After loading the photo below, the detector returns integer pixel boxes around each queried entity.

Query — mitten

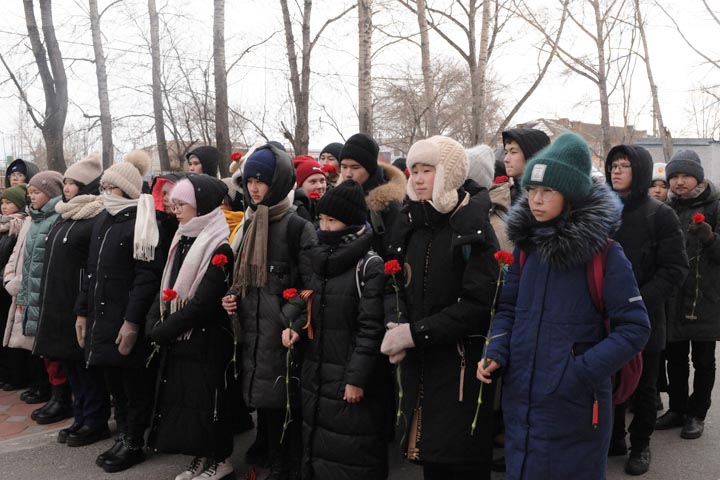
[115,320,139,356]
[688,221,714,244]
[381,323,414,356]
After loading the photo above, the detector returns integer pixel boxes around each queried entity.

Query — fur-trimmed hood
[366,163,407,212]
[507,179,621,270]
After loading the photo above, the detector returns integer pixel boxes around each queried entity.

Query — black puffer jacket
[300,231,389,480]
[78,208,164,368]
[34,212,102,360]
[668,182,720,342]
[390,190,500,465]
[148,243,235,460]
[606,145,689,351]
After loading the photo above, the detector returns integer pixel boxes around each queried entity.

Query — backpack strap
[356,252,383,297]
[585,241,613,315]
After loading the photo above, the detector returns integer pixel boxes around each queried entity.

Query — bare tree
[148,0,171,171]
[279,0,354,154]
[634,0,672,160]
[89,0,117,168]
[358,0,374,136]
[1,0,69,172]
[415,0,438,135]
[214,0,230,177]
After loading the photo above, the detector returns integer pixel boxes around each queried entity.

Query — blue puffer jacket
[486,182,650,480]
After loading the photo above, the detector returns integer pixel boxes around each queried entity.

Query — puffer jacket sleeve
[151,245,233,345]
[485,249,520,367]
[410,238,499,347]
[3,218,30,297]
[279,220,317,330]
[639,205,689,307]
[574,242,650,387]
[698,199,720,264]
[124,242,165,325]
[344,257,385,389]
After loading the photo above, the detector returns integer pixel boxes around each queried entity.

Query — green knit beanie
[521,132,593,205]
[0,184,27,211]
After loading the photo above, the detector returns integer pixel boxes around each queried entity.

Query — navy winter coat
[486,182,650,480]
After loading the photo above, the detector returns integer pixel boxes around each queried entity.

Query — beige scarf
[55,194,104,220]
[234,194,292,296]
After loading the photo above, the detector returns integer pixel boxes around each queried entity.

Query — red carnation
[283,288,299,301]
[308,191,322,200]
[494,175,509,184]
[404,168,410,177]
[211,254,229,267]
[163,288,178,301]
[321,164,337,174]
[230,152,243,161]
[494,250,515,267]
[384,259,402,276]
[692,213,705,224]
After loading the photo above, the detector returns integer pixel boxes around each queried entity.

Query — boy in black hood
[606,144,689,475]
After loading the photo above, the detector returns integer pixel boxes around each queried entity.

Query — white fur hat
[465,144,495,189]
[406,135,469,214]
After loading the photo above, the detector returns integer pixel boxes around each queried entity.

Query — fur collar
[507,180,621,270]
[366,163,407,212]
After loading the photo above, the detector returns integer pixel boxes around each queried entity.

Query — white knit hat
[406,135,469,214]
[465,144,495,189]
[652,162,667,183]
[65,152,102,186]
[101,150,151,199]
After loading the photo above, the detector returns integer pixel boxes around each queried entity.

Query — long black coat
[77,208,164,368]
[237,212,316,409]
[300,232,389,480]
[390,190,499,465]
[148,243,234,460]
[668,183,720,342]
[34,215,99,360]
[606,145,689,351]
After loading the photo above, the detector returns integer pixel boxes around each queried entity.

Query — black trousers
[104,366,155,442]
[262,407,301,470]
[67,361,110,428]
[666,340,716,419]
[612,350,660,449]
[423,462,491,480]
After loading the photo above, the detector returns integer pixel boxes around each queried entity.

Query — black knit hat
[320,142,343,160]
[502,128,551,163]
[185,173,229,216]
[666,149,704,183]
[339,133,379,175]
[186,146,220,178]
[317,180,367,227]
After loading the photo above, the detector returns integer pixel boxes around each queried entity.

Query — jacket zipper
[86,224,113,368]
[32,220,66,354]
[213,388,219,422]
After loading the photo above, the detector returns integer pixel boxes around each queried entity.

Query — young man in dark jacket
[656,149,720,441]
[606,144,689,475]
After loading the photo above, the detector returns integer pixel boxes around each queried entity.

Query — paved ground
[1,358,718,479]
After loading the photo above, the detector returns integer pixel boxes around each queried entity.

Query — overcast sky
[0,0,718,161]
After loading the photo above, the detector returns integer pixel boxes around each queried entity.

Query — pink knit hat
[169,179,197,208]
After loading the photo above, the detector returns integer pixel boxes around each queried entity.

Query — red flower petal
[692,213,705,224]
[494,175,509,184]
[384,259,402,275]
[211,254,228,267]
[494,250,515,267]
[162,288,178,301]
[283,288,299,301]
[321,164,337,174]
[230,152,243,161]
[308,191,322,200]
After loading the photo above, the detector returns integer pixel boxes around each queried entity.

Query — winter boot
[174,456,205,480]
[57,422,83,444]
[35,384,73,425]
[96,434,124,467]
[31,400,55,421]
[100,435,146,473]
[192,459,234,479]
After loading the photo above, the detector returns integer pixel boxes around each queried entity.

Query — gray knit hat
[465,144,495,189]
[666,150,704,183]
[101,150,151,199]
[28,171,64,199]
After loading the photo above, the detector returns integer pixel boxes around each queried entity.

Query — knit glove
[115,320,139,356]
[688,221,714,244]
[381,323,414,356]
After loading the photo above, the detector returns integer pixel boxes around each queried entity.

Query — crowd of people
[0,128,716,480]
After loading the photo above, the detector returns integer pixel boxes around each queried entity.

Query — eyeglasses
[99,183,119,194]
[610,163,632,172]
[170,201,187,212]
[524,185,560,202]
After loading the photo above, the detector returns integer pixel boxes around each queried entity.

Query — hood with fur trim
[507,179,621,270]
[366,163,407,213]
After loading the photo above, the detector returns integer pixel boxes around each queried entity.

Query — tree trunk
[358,0,373,137]
[149,0,171,172]
[591,0,611,158]
[23,0,68,172]
[634,0,672,161]
[88,0,113,169]
[416,0,437,136]
[474,0,491,145]
[214,0,230,177]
